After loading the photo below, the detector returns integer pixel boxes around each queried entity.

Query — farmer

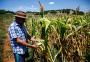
[8,11,38,62]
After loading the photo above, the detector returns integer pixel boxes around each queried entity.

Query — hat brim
[15,15,27,19]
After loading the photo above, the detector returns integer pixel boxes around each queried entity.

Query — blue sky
[0,0,90,12]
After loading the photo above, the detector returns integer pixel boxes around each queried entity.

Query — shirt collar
[14,21,19,26]
[14,20,24,27]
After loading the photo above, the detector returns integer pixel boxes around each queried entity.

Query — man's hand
[28,44,38,49]
[30,36,37,44]
[16,37,38,49]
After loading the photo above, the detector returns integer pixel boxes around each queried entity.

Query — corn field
[0,10,90,62]
[0,12,90,62]
[24,13,90,62]
[0,0,90,62]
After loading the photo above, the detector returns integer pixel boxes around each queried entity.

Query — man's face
[16,17,26,25]
[20,18,26,22]
[19,18,26,24]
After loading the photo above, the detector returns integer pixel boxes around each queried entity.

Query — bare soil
[2,33,15,62]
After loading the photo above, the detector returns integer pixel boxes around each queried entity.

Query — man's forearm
[16,37,36,48]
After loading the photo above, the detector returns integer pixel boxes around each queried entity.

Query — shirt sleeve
[9,26,20,39]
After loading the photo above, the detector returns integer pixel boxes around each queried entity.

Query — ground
[2,33,15,62]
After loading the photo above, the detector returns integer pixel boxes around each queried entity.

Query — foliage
[0,10,90,62]
[25,14,90,62]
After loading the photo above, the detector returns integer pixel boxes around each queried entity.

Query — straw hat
[15,11,26,19]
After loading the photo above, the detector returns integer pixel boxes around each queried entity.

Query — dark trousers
[14,53,25,62]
